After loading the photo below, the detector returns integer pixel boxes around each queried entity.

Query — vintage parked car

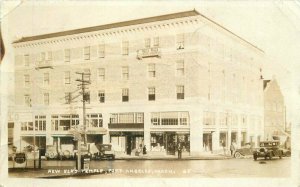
[234,143,257,158]
[45,145,59,160]
[94,144,115,160]
[59,144,75,160]
[253,141,283,160]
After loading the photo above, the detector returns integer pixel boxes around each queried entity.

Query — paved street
[9,157,290,178]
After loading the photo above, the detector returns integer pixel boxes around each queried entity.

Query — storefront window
[151,133,165,151]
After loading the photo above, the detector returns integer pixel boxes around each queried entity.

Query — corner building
[12,10,264,156]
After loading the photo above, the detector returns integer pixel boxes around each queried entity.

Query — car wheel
[234,152,242,159]
[253,154,257,161]
[269,153,272,160]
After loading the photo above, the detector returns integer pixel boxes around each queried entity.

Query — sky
[1,0,300,123]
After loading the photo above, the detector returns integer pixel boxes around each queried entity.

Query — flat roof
[13,9,263,52]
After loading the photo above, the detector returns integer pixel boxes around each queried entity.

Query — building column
[143,112,151,151]
[212,112,220,152]
[102,111,110,144]
[46,114,52,146]
[236,114,242,148]
[190,109,202,156]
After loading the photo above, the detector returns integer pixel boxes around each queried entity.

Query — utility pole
[75,71,90,172]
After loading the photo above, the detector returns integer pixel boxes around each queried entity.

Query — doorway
[203,133,212,152]
[165,133,176,155]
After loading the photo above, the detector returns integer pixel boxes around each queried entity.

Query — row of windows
[24,86,185,106]
[203,112,246,126]
[23,61,185,87]
[151,112,189,126]
[22,35,185,66]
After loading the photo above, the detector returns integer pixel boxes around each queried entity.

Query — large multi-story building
[10,10,264,156]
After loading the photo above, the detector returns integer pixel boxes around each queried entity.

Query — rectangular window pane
[176,85,184,99]
[176,34,184,50]
[98,68,105,81]
[176,60,184,76]
[65,92,71,104]
[24,54,29,66]
[122,66,129,80]
[44,93,49,105]
[64,49,70,62]
[153,37,159,47]
[148,87,155,101]
[148,64,155,78]
[84,46,90,60]
[145,38,151,48]
[98,44,105,58]
[24,74,30,87]
[122,41,129,55]
[98,90,105,103]
[44,73,49,85]
[64,71,70,84]
[122,88,129,102]
[25,95,31,106]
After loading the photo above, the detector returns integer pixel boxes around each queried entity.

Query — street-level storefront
[110,131,144,155]
[150,131,190,155]
[108,112,144,155]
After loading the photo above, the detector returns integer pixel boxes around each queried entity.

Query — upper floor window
[98,90,105,103]
[24,54,29,66]
[153,37,159,47]
[176,60,184,76]
[122,41,129,55]
[122,66,129,80]
[35,115,46,131]
[24,74,30,87]
[176,85,184,100]
[64,49,70,62]
[64,71,71,84]
[122,88,129,102]
[176,34,184,50]
[65,92,72,104]
[84,69,91,82]
[98,68,105,81]
[148,63,156,78]
[24,95,31,107]
[44,93,49,105]
[98,43,105,58]
[84,46,90,60]
[145,38,151,48]
[148,87,155,101]
[40,52,46,62]
[46,51,52,61]
[44,73,49,85]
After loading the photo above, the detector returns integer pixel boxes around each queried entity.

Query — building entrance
[203,133,212,152]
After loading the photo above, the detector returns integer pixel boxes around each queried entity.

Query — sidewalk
[115,153,232,160]
[8,153,233,178]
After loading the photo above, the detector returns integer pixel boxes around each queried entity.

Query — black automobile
[94,144,115,160]
[253,141,283,160]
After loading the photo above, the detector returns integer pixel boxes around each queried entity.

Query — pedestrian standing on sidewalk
[230,142,235,156]
[143,145,147,155]
[221,140,226,155]
[177,143,182,159]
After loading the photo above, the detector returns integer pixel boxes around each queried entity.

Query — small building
[263,78,286,141]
